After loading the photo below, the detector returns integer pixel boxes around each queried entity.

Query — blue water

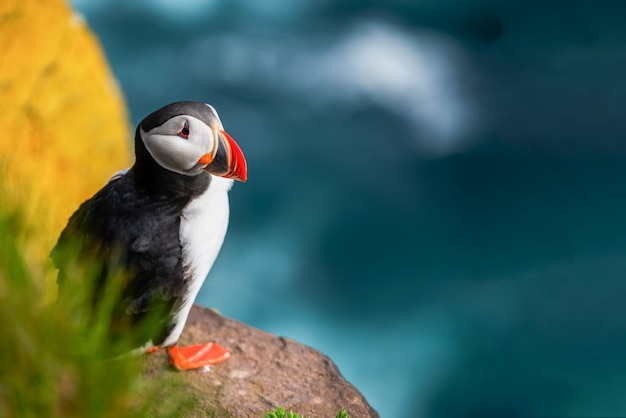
[71,1,626,416]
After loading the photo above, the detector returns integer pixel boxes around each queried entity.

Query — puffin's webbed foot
[166,342,230,370]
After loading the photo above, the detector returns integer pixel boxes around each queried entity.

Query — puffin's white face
[140,114,220,176]
[137,102,247,182]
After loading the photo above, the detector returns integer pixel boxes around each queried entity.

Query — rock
[0,0,131,287]
[143,305,379,417]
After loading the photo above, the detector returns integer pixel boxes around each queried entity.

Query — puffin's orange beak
[199,130,247,182]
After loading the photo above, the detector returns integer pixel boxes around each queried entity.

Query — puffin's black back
[53,114,211,346]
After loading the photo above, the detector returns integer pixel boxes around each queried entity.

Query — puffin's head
[138,101,247,182]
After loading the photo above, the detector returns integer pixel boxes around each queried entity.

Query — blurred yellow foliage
[0,0,132,295]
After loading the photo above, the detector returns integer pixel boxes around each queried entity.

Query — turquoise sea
[72,1,626,416]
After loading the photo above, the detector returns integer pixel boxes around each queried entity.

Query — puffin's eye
[178,122,190,139]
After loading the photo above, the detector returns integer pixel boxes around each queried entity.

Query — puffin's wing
[51,168,131,272]
[52,170,185,318]
[51,173,132,298]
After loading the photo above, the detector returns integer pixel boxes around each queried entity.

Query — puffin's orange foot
[166,342,231,370]
[145,346,159,354]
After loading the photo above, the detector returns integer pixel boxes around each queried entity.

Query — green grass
[0,198,187,417]
[265,407,351,418]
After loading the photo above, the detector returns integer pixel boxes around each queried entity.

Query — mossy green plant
[0,193,192,417]
[265,406,351,418]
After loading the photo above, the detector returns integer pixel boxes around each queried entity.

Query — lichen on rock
[0,0,132,296]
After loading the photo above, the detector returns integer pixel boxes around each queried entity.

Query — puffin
[52,101,247,370]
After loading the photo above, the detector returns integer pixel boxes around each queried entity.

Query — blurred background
[70,0,626,416]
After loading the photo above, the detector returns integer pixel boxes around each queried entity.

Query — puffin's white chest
[161,176,233,346]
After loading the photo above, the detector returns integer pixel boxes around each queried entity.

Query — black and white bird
[52,101,247,370]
